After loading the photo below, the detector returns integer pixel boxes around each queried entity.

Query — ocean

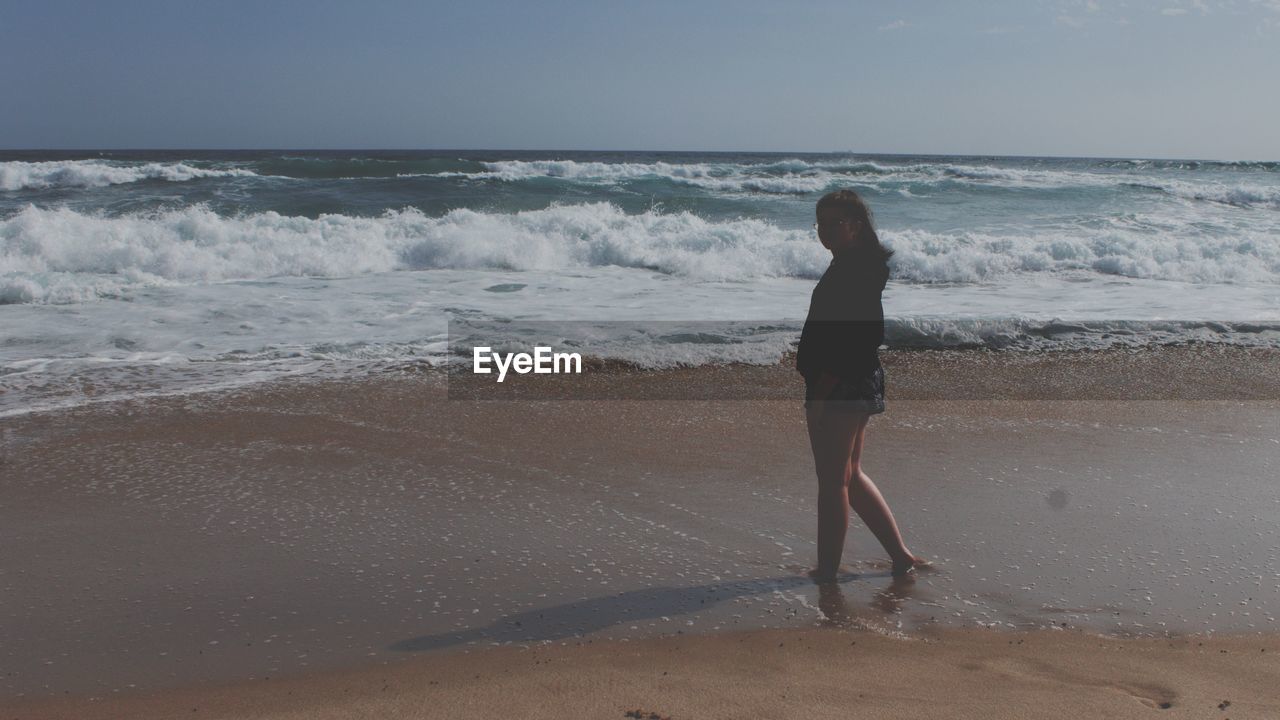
[2,150,1278,416]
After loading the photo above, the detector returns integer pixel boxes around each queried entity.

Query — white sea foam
[435,159,853,194]
[3,202,1278,304]
[883,226,1280,284]
[0,160,258,191]
[675,174,836,194]
[425,158,1280,206]
[474,158,906,182]
[0,203,826,303]
[1126,179,1280,209]
[435,157,1064,194]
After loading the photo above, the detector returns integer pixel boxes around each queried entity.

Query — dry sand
[3,344,1278,716]
[6,626,1279,719]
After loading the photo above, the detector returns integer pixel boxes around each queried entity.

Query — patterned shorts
[803,366,886,415]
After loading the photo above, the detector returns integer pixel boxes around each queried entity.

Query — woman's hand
[815,370,841,400]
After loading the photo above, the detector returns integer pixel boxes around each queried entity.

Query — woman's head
[815,189,894,264]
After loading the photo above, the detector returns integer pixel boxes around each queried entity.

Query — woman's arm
[799,260,889,382]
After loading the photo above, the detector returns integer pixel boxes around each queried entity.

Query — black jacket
[795,253,889,382]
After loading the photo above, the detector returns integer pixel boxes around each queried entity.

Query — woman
[797,189,925,582]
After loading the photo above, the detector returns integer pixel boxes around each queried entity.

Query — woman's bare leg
[805,403,865,580]
[846,421,923,575]
[848,466,914,567]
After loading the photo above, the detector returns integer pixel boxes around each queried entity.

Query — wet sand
[2,345,1278,714]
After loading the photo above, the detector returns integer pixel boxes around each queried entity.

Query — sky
[2,0,1278,159]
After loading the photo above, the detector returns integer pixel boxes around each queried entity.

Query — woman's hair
[817,189,895,265]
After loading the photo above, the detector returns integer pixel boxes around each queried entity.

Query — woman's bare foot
[890,553,931,577]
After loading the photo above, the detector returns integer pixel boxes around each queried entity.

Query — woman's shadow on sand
[390,568,929,653]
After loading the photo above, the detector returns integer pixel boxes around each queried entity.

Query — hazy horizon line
[2,148,1276,164]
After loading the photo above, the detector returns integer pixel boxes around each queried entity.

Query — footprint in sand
[974,656,1177,709]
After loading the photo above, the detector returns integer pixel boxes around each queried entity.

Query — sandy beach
[3,344,1279,717]
[8,627,1279,719]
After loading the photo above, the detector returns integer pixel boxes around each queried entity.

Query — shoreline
[5,343,1280,421]
[4,344,1278,712]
